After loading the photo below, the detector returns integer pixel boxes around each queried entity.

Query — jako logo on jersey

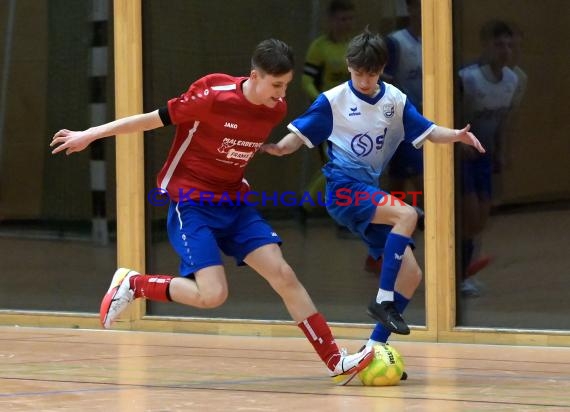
[224,121,238,129]
[349,106,361,117]
[383,104,394,118]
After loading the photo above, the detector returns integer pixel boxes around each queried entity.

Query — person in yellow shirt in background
[301,0,356,220]
[302,0,356,102]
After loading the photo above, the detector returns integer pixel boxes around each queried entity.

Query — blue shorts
[388,142,423,179]
[462,155,492,199]
[325,179,415,260]
[167,202,282,277]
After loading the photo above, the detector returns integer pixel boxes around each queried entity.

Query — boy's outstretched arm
[261,132,305,157]
[51,110,164,155]
[426,124,486,153]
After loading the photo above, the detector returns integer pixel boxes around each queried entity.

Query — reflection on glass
[300,0,355,216]
[454,0,570,330]
[458,20,521,298]
[382,0,425,290]
[0,0,116,311]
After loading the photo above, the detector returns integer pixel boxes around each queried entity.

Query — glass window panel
[0,0,116,311]
[453,0,570,330]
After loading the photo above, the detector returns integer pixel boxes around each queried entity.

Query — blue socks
[379,232,411,293]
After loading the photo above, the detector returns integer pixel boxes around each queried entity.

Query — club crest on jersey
[383,104,395,118]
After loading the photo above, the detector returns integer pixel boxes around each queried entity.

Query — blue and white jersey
[385,29,423,110]
[459,63,518,152]
[288,81,435,186]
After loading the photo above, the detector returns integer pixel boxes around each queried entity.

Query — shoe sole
[366,309,411,335]
[99,268,135,329]
[332,349,375,386]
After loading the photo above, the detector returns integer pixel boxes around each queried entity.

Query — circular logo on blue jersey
[351,133,374,157]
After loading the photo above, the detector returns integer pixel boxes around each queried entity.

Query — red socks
[129,275,173,302]
[126,282,339,370]
[298,312,341,371]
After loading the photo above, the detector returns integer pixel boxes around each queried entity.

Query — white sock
[366,339,380,348]
[377,289,394,303]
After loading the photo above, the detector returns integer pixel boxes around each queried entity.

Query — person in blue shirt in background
[365,0,425,275]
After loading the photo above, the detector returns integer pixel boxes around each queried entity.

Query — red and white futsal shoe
[330,345,374,385]
[99,268,139,329]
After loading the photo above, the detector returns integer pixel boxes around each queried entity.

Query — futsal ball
[358,344,405,386]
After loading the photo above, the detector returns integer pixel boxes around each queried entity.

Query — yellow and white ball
[358,344,405,386]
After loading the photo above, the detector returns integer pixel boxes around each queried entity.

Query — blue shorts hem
[180,260,223,278]
[234,238,282,266]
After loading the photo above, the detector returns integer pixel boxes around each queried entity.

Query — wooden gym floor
[1,326,569,411]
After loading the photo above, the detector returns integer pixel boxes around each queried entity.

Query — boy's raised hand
[51,129,95,155]
[456,124,485,153]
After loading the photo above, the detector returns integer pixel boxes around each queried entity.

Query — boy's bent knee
[414,267,423,284]
[401,205,419,226]
[201,289,228,308]
[270,264,301,291]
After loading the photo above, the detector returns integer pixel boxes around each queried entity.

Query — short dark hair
[251,39,294,76]
[327,0,355,16]
[480,20,513,43]
[346,28,388,73]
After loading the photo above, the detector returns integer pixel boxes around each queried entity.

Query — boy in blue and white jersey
[458,20,521,296]
[262,28,484,337]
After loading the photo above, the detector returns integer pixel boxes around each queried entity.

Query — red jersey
[157,73,287,201]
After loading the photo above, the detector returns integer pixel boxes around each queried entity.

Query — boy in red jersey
[51,39,372,385]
